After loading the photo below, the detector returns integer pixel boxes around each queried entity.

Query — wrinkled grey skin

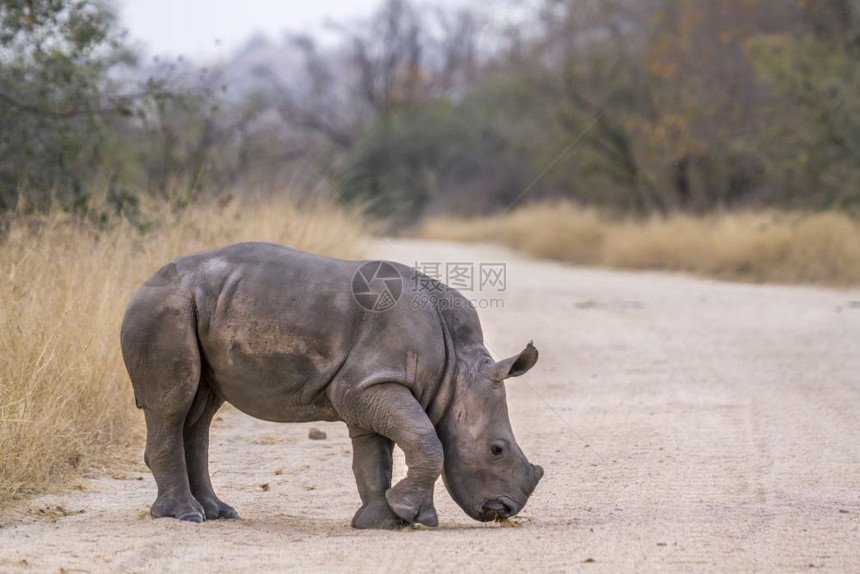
[121,242,543,529]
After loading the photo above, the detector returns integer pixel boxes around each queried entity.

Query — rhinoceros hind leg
[150,488,206,522]
[184,387,240,520]
[349,429,408,530]
[144,409,206,523]
[124,295,205,523]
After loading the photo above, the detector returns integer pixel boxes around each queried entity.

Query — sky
[118,0,466,61]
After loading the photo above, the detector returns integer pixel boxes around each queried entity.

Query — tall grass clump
[0,193,366,503]
[419,202,860,285]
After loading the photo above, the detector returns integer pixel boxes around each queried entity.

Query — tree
[0,0,147,209]
[748,26,860,208]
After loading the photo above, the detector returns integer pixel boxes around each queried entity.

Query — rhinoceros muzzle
[477,464,544,521]
[480,496,519,521]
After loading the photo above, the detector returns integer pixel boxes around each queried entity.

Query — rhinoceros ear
[486,342,539,381]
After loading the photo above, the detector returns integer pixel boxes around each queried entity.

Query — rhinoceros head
[437,342,544,522]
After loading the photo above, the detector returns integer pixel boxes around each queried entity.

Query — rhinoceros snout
[478,464,544,522]
[480,496,519,521]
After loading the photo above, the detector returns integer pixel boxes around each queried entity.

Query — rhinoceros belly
[201,337,345,423]
[197,294,353,423]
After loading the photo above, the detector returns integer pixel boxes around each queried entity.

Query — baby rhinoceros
[120,242,544,529]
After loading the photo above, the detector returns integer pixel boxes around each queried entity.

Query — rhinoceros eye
[490,442,505,457]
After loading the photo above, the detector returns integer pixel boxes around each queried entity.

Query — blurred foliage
[339,106,472,221]
[339,101,528,222]
[0,0,263,217]
[747,33,860,208]
[0,0,135,210]
[1,0,860,221]
[336,0,860,219]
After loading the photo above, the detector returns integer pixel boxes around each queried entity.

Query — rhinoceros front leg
[333,383,442,527]
[348,427,408,529]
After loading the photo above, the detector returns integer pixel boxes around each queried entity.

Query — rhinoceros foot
[385,483,439,527]
[352,499,408,530]
[151,494,206,523]
[196,496,240,521]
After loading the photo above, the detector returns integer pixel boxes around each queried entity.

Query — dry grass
[0,194,366,503]
[419,202,860,285]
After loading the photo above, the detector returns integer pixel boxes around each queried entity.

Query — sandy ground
[1,238,859,573]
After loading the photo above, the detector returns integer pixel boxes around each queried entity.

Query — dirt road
[2,239,859,572]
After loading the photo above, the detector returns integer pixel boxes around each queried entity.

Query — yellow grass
[419,202,860,285]
[0,194,366,503]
